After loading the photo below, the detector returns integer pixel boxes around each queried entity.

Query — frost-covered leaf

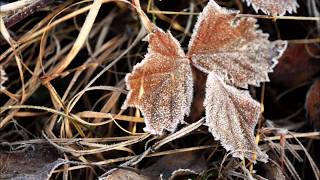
[122,28,193,135]
[123,0,285,162]
[243,0,299,16]
[204,73,268,162]
[188,0,287,88]
[0,145,65,180]
[0,66,8,90]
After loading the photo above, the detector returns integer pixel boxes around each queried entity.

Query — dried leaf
[306,79,320,129]
[188,0,287,88]
[258,161,285,180]
[243,0,299,15]
[0,145,65,180]
[103,168,150,180]
[204,73,267,162]
[271,44,320,88]
[122,28,193,135]
[0,65,8,90]
[141,151,207,179]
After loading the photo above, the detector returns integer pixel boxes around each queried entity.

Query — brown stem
[132,0,155,33]
[4,0,54,28]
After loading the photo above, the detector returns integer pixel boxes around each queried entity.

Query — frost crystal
[243,0,299,16]
[0,66,8,90]
[205,73,268,162]
[122,28,193,135]
[123,0,287,162]
[188,0,287,88]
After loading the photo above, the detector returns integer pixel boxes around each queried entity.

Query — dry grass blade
[288,132,320,180]
[77,111,144,123]
[43,0,103,82]
[43,131,151,156]
[264,131,320,141]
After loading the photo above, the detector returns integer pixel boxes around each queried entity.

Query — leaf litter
[0,144,65,180]
[0,0,319,179]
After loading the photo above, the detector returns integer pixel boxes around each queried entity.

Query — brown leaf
[204,73,267,162]
[271,44,320,88]
[122,28,193,135]
[0,145,65,180]
[258,162,286,180]
[243,0,299,15]
[188,0,287,88]
[306,79,320,129]
[104,168,150,180]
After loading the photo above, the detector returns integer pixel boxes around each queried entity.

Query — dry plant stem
[0,105,125,126]
[0,1,136,128]
[43,131,151,156]
[132,0,155,32]
[264,131,320,141]
[0,17,26,103]
[153,118,205,150]
[0,2,72,127]
[66,27,146,111]
[0,0,34,12]
[0,2,84,62]
[288,37,320,44]
[4,0,54,28]
[267,138,303,180]
[51,145,214,174]
[288,132,320,180]
[62,35,126,103]
[179,2,195,43]
[120,118,205,167]
[0,136,139,148]
[62,16,120,101]
[77,111,144,123]
[42,0,104,82]
[42,0,131,82]
[266,135,317,179]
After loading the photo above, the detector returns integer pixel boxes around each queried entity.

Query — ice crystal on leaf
[188,1,287,88]
[205,73,268,162]
[122,28,193,134]
[123,0,287,161]
[243,0,299,16]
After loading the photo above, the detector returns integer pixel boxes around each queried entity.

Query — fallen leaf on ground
[0,144,65,180]
[271,44,320,88]
[103,168,150,180]
[141,151,207,180]
[306,79,320,129]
